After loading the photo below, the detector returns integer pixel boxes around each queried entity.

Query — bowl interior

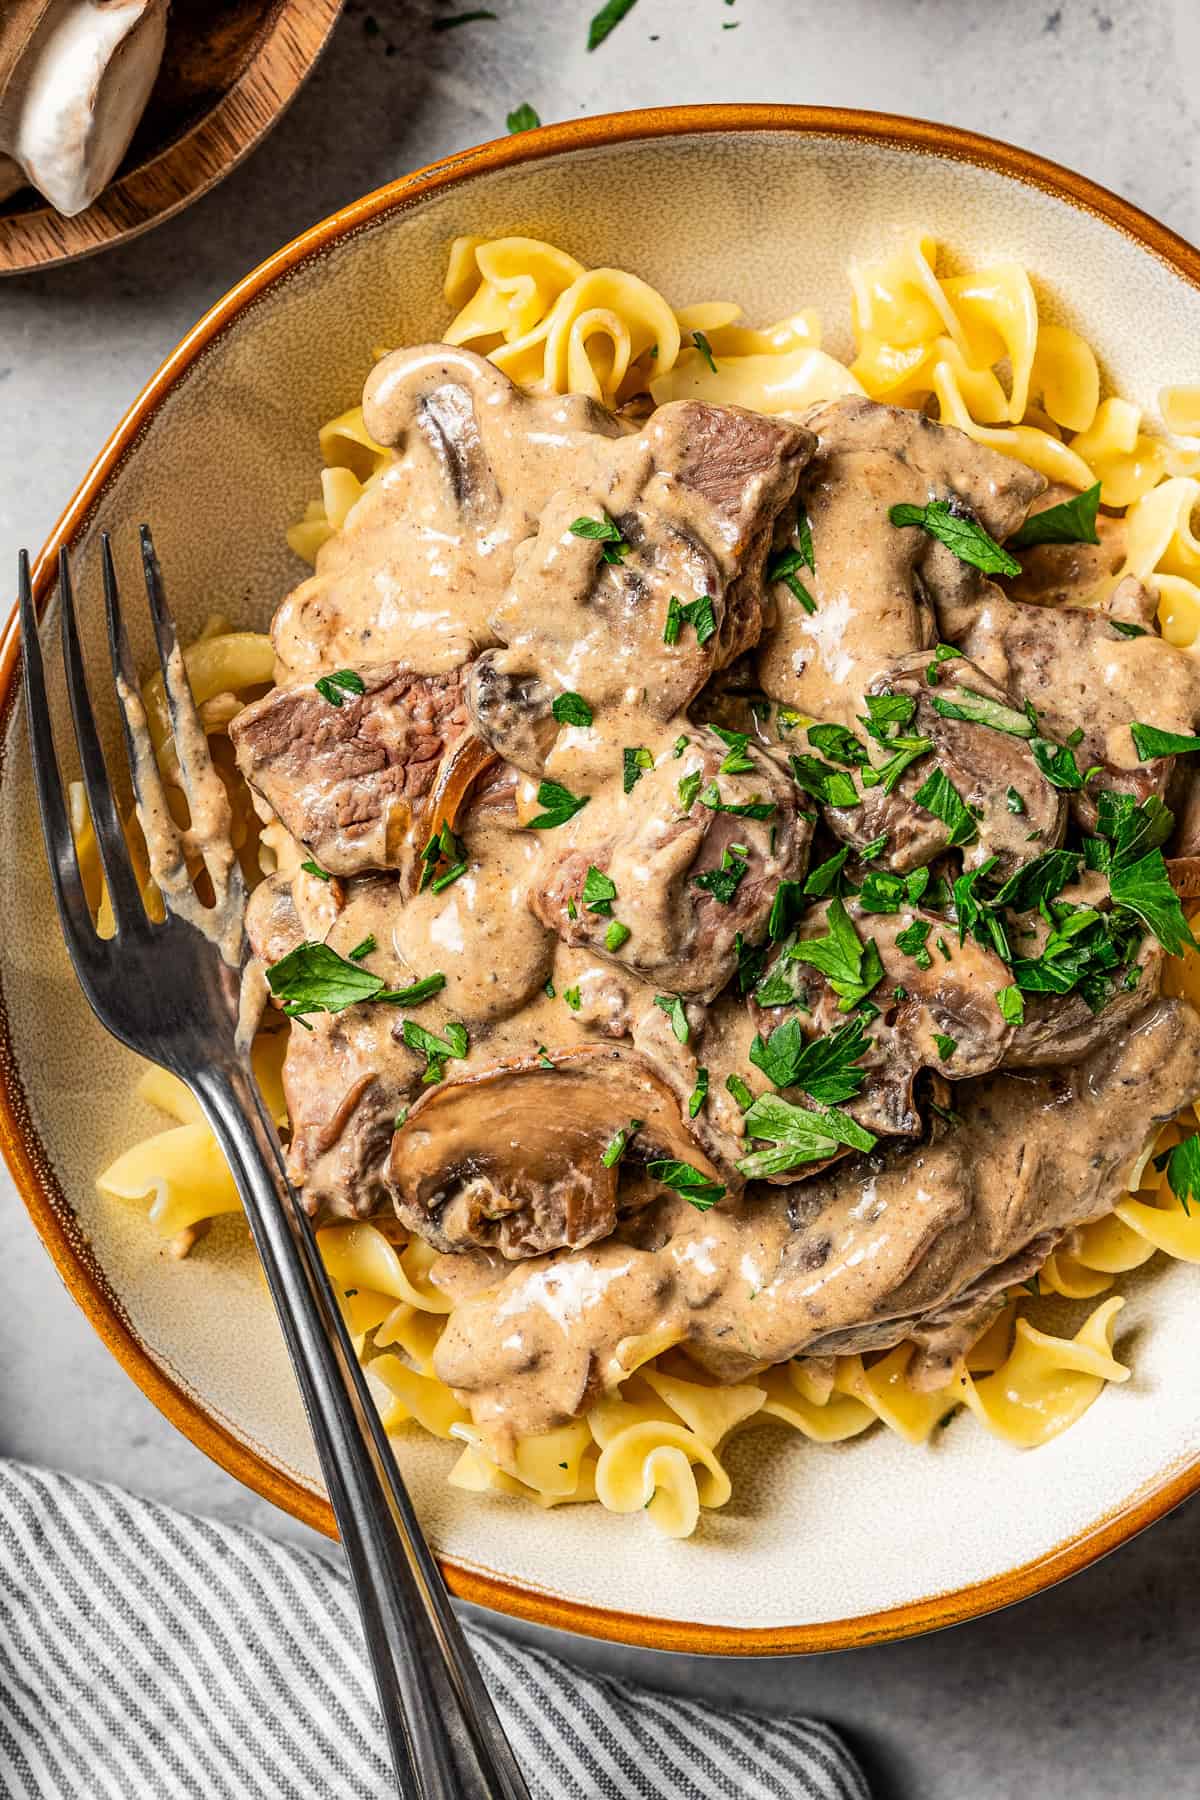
[6,119,1200,1649]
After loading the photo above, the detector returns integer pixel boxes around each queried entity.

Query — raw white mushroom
[0,0,168,216]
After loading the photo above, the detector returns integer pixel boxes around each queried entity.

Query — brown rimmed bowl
[5,105,1200,1655]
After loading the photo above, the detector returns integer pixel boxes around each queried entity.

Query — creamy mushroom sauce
[227,347,1200,1459]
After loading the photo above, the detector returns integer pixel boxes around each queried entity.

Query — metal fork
[18,529,532,1800]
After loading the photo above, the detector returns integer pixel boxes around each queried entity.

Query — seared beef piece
[937,573,1200,831]
[1004,483,1126,607]
[273,345,627,678]
[434,1001,1200,1432]
[386,1046,722,1259]
[750,896,1014,1141]
[821,649,1065,876]
[230,663,492,880]
[470,403,813,776]
[281,1007,415,1221]
[530,727,812,1000]
[756,396,1046,728]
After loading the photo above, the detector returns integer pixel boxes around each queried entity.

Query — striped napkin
[0,1460,868,1800]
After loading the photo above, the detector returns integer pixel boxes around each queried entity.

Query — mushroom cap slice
[387,1045,723,1260]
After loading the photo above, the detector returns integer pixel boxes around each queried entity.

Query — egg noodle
[91,231,1200,1539]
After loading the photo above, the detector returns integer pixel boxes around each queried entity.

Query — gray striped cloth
[0,1460,868,1800]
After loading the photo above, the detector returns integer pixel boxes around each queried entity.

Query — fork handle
[190,1061,531,1800]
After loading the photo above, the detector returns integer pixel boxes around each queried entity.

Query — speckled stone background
[2,3,1200,1797]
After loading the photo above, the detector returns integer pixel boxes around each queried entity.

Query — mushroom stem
[0,0,167,216]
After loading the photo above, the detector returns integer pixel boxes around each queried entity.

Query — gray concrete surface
[3,3,1200,1795]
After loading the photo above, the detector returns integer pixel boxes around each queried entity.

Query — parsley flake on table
[889,500,1021,577]
[506,103,541,134]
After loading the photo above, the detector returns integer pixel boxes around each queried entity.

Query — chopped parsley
[506,103,541,133]
[1109,850,1197,956]
[692,330,718,372]
[767,547,816,613]
[678,768,703,810]
[672,734,689,758]
[1111,620,1149,639]
[895,918,933,970]
[803,846,852,899]
[1165,1136,1200,1215]
[605,920,631,952]
[932,687,1034,737]
[996,985,1025,1026]
[859,870,907,914]
[788,898,884,1012]
[420,819,468,891]
[1129,722,1200,760]
[748,1013,871,1104]
[528,779,589,829]
[664,593,717,647]
[734,932,769,994]
[300,860,331,882]
[889,500,1021,577]
[689,1069,709,1117]
[933,1033,958,1061]
[402,1018,468,1084]
[992,849,1081,912]
[647,1158,726,1210]
[693,853,748,905]
[553,691,593,728]
[737,1092,876,1180]
[432,9,497,28]
[348,935,376,962]
[587,0,638,49]
[925,642,964,687]
[789,753,859,809]
[913,767,978,847]
[1009,482,1102,549]
[1006,786,1026,814]
[654,993,690,1044]
[582,866,617,915]
[711,726,755,774]
[563,985,582,1011]
[267,942,445,1018]
[622,745,653,791]
[602,1118,643,1168]
[807,722,868,767]
[725,1072,754,1111]
[314,668,366,707]
[570,511,627,564]
[1030,736,1100,792]
[696,780,775,821]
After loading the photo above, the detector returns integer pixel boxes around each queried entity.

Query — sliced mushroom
[466,650,560,778]
[1003,483,1126,608]
[386,1045,723,1259]
[822,650,1065,875]
[530,727,812,999]
[751,897,1015,1140]
[1005,933,1164,1067]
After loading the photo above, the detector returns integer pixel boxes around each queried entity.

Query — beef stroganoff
[92,231,1200,1539]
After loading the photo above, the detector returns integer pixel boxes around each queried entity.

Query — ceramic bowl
[5,106,1200,1655]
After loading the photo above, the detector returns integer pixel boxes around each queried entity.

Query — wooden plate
[0,0,344,275]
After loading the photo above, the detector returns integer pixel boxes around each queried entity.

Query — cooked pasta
[98,226,1200,1539]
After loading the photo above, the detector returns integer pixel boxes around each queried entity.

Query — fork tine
[59,546,147,933]
[139,524,238,873]
[18,551,97,952]
[105,534,191,909]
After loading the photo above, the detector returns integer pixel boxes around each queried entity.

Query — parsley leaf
[268,942,446,1017]
[767,547,816,613]
[419,819,468,892]
[605,920,631,951]
[1129,722,1200,760]
[862,692,917,732]
[553,691,593,728]
[734,932,769,994]
[749,1014,871,1104]
[647,1158,726,1210]
[678,768,703,810]
[1030,736,1098,791]
[1109,849,1198,956]
[570,511,627,564]
[1166,1136,1200,1215]
[348,935,376,962]
[693,855,748,904]
[1009,482,1102,549]
[992,849,1081,912]
[402,1017,468,1084]
[301,860,331,882]
[996,985,1025,1026]
[925,642,963,686]
[563,985,581,1011]
[622,745,653,792]
[895,918,933,970]
[664,593,717,646]
[602,1118,643,1168]
[913,767,978,847]
[931,687,1034,737]
[803,846,853,899]
[788,898,884,1011]
[737,1092,876,1179]
[789,752,859,809]
[528,779,589,829]
[807,723,868,767]
[506,103,541,134]
[1006,786,1026,814]
[889,500,1021,577]
[432,9,497,29]
[933,1033,957,1061]
[654,993,690,1044]
[314,668,366,707]
[692,329,718,373]
[582,866,617,915]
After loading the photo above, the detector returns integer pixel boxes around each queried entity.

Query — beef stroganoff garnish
[95,227,1200,1539]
